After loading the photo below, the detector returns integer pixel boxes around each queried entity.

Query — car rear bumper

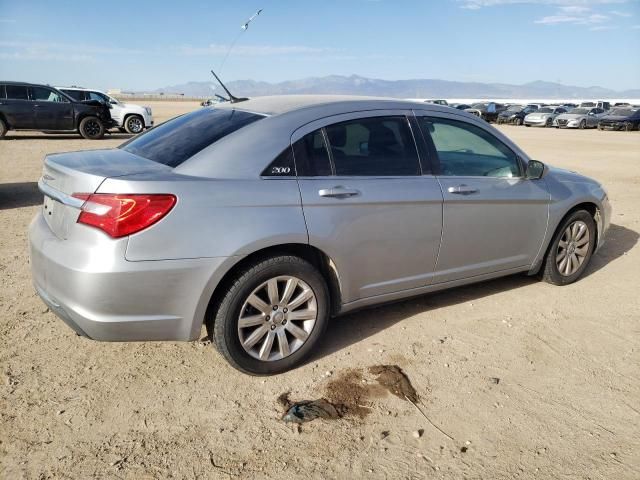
[29,212,230,342]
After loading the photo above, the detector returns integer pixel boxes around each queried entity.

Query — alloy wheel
[127,117,143,133]
[556,220,590,276]
[237,276,318,361]
[84,120,100,137]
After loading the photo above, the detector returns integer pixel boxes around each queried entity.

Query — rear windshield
[120,108,264,167]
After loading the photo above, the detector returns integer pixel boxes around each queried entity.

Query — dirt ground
[1,101,639,479]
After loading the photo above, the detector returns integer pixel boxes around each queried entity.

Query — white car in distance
[58,87,154,134]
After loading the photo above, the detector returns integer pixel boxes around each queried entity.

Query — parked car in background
[597,107,640,131]
[58,87,153,134]
[424,99,448,105]
[0,81,113,139]
[464,102,507,123]
[579,101,610,111]
[30,96,611,374]
[613,102,631,107]
[554,107,605,129]
[561,103,578,109]
[524,106,568,127]
[497,104,538,125]
[449,103,471,110]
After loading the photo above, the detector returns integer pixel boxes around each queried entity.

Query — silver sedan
[554,107,606,129]
[30,96,611,374]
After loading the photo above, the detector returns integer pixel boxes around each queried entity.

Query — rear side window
[31,87,66,102]
[6,85,29,100]
[325,116,420,176]
[120,108,264,167]
[293,129,332,176]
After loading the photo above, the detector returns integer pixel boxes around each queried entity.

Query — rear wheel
[0,118,7,138]
[541,210,596,286]
[78,116,105,139]
[208,255,330,375]
[124,115,144,134]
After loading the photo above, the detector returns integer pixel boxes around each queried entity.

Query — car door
[31,86,74,130]
[294,111,443,304]
[415,112,549,283]
[3,84,36,129]
[587,108,603,127]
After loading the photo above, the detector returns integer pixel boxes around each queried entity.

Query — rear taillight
[71,193,176,238]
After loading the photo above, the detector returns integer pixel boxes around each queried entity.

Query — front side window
[5,85,29,100]
[62,89,87,101]
[120,108,264,167]
[324,116,420,176]
[89,91,108,103]
[31,87,66,102]
[419,117,520,178]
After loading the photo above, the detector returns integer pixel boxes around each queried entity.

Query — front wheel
[78,116,105,139]
[208,255,330,375]
[541,210,596,286]
[545,117,553,127]
[124,115,144,134]
[578,119,586,129]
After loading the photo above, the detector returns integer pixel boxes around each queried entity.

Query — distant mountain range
[153,75,640,99]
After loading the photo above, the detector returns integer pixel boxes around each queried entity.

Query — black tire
[0,118,7,138]
[208,255,330,375]
[124,115,144,134]
[78,116,105,139]
[578,119,586,130]
[541,210,596,286]
[545,117,553,127]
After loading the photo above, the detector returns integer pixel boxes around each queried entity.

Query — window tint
[120,108,264,167]
[262,147,296,176]
[324,116,420,176]
[62,89,87,101]
[31,87,66,102]
[89,91,107,102]
[5,85,29,100]
[292,129,332,176]
[420,117,520,178]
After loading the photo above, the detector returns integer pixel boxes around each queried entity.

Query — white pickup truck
[57,87,153,134]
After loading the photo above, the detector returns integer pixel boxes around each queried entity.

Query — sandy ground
[1,101,639,480]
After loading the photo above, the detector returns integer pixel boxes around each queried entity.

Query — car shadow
[583,223,639,278]
[313,223,637,362]
[0,182,42,210]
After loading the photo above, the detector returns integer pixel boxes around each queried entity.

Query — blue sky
[0,0,638,91]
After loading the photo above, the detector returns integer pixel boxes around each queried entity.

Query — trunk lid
[40,149,172,239]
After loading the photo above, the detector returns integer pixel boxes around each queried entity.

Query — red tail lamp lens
[71,193,176,238]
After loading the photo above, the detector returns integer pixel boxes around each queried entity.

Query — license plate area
[43,196,69,239]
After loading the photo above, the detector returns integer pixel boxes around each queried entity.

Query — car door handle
[447,185,478,195]
[318,186,360,198]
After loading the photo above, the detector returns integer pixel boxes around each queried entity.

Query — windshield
[609,108,633,116]
[471,103,487,109]
[569,108,589,114]
[538,108,554,113]
[506,105,522,112]
[120,108,265,167]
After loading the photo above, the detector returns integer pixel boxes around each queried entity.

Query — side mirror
[525,160,545,180]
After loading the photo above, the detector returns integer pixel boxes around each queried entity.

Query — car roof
[215,95,423,116]
[0,81,55,87]
[56,86,99,92]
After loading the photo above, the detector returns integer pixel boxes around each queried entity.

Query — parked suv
[0,81,113,139]
[58,87,153,134]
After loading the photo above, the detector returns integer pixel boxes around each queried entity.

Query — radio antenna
[210,69,248,103]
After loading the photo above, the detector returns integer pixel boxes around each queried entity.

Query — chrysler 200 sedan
[30,96,611,375]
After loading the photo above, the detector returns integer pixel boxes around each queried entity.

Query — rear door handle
[447,185,478,195]
[318,186,360,198]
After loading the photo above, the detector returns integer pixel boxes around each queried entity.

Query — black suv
[0,81,114,139]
